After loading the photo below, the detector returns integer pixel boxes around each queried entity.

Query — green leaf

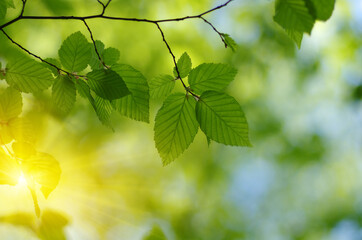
[6,58,54,93]
[273,0,315,34]
[103,47,120,66]
[0,123,13,144]
[149,75,175,99]
[89,41,120,69]
[143,225,167,240]
[9,117,35,143]
[195,91,251,146]
[0,212,34,228]
[22,152,61,199]
[188,63,237,94]
[0,1,7,19]
[12,141,36,159]
[154,93,199,165]
[75,78,92,100]
[111,64,149,122]
[43,58,62,76]
[75,78,113,128]
[309,0,335,21]
[52,75,76,113]
[58,31,91,72]
[0,149,20,186]
[286,29,303,48]
[221,33,237,52]
[38,210,69,240]
[94,95,113,129]
[1,117,34,145]
[87,69,130,101]
[89,40,105,70]
[173,52,192,78]
[6,0,15,8]
[0,87,22,121]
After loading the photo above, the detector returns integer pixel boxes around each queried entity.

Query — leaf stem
[29,187,40,218]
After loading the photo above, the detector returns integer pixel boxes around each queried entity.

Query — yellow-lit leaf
[0,149,20,186]
[0,123,13,144]
[22,153,61,199]
[12,141,36,159]
[8,117,35,143]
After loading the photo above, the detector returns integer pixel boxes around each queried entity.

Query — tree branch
[155,23,199,98]
[200,17,227,47]
[0,29,84,77]
[0,0,233,97]
[82,19,108,69]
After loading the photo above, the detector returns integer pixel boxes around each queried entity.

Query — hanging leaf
[154,93,199,165]
[52,75,76,114]
[94,95,114,129]
[0,87,22,121]
[273,0,315,34]
[221,33,237,52]
[149,75,175,99]
[103,47,120,66]
[309,0,335,21]
[111,64,149,122]
[188,63,237,94]
[195,91,251,146]
[58,31,91,72]
[6,58,54,93]
[173,52,192,78]
[21,152,61,199]
[0,149,20,186]
[87,69,130,101]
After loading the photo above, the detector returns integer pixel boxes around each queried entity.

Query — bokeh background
[0,0,361,239]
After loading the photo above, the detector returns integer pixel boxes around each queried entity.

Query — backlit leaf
[154,93,199,165]
[58,31,91,72]
[111,64,149,122]
[143,225,167,240]
[94,95,113,129]
[0,1,7,19]
[173,52,192,78]
[52,75,76,113]
[188,63,237,94]
[12,141,36,159]
[6,58,54,93]
[0,149,20,186]
[195,91,251,146]
[309,0,335,21]
[43,58,62,76]
[103,47,120,66]
[149,75,175,99]
[0,87,22,121]
[8,117,35,143]
[89,40,105,70]
[273,0,315,34]
[221,33,237,52]
[87,69,130,101]
[22,152,61,199]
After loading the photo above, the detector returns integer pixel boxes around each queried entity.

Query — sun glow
[17,173,28,187]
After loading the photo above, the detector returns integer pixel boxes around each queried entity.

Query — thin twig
[201,17,227,47]
[83,19,108,69]
[0,0,232,97]
[0,29,73,75]
[155,23,199,98]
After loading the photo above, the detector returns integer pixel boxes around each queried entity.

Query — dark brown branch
[155,23,199,99]
[0,29,86,77]
[0,0,232,97]
[200,17,227,47]
[0,0,233,29]
[82,19,108,69]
